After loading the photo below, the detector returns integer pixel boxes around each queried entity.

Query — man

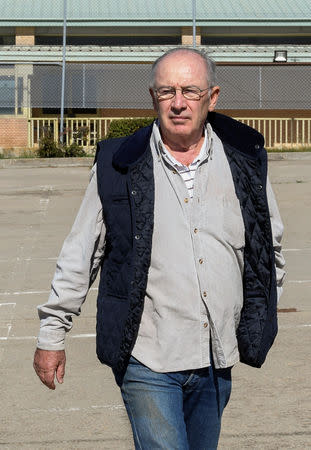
[34,48,285,449]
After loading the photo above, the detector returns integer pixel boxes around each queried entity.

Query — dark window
[202,36,311,45]
[17,77,23,114]
[0,75,15,114]
[0,36,15,45]
[36,35,180,46]
[42,108,97,115]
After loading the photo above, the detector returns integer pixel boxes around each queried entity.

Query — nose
[171,89,187,111]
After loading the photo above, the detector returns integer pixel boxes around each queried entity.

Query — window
[0,76,15,114]
[35,35,180,46]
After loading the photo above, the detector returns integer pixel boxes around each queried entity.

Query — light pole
[192,0,196,48]
[60,0,67,144]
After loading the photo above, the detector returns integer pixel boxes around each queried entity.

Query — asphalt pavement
[0,156,310,449]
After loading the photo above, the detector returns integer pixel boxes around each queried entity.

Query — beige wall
[181,27,201,46]
[15,27,35,45]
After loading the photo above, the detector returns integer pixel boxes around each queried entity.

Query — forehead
[154,52,208,86]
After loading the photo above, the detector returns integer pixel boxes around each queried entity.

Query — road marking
[279,324,311,329]
[0,303,16,361]
[30,404,125,413]
[283,248,311,252]
[288,280,311,284]
[0,287,98,296]
[3,324,310,343]
[0,333,96,341]
[0,257,57,263]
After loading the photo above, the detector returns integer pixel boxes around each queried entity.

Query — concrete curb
[1,153,311,169]
[0,157,94,169]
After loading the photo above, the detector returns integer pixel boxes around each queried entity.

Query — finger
[56,361,65,384]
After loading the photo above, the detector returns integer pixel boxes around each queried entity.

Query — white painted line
[283,248,311,252]
[30,404,125,413]
[0,290,50,296]
[0,302,16,307]
[71,333,96,339]
[3,324,310,344]
[0,257,58,263]
[0,287,98,296]
[1,333,95,342]
[288,280,311,284]
[279,324,311,329]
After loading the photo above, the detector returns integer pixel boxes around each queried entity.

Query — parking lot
[0,156,310,449]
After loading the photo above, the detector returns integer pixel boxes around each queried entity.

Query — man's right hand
[33,348,66,390]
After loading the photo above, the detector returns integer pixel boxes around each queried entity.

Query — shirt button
[194,228,198,234]
[134,234,140,240]
[184,198,189,203]
[203,322,208,328]
[131,190,137,195]
[203,291,207,297]
[199,258,204,264]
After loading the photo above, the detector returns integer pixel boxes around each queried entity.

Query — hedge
[105,118,155,139]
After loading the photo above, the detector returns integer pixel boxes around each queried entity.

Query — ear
[149,88,158,112]
[208,86,220,112]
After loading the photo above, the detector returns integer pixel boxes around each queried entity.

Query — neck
[162,134,205,166]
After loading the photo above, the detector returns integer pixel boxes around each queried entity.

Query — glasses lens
[156,88,175,99]
[182,87,201,100]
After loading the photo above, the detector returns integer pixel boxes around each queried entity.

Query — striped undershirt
[159,133,209,198]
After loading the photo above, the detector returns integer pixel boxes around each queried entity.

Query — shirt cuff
[36,328,66,351]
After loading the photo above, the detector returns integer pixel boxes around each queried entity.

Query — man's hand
[33,348,66,390]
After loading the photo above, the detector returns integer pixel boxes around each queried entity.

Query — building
[0,0,311,151]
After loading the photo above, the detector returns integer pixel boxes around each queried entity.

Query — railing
[28,117,133,148]
[236,117,311,148]
[28,117,311,149]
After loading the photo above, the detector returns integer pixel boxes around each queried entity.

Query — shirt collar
[151,120,213,169]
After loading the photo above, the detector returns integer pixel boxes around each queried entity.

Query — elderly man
[34,48,285,449]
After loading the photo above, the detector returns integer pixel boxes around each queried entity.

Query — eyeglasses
[154,86,210,101]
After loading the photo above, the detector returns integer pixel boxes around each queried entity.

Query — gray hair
[149,47,217,89]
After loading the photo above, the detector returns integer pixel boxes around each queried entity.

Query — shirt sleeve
[36,163,106,350]
[267,177,286,302]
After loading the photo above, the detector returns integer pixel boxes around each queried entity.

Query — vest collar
[112,113,265,170]
[112,123,154,170]
[208,112,265,158]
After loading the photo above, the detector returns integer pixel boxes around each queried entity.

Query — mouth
[170,116,189,122]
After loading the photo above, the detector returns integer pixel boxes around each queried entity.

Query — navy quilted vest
[95,113,277,385]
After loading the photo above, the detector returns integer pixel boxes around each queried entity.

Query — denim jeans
[120,357,232,450]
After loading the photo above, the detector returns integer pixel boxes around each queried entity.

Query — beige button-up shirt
[37,122,285,372]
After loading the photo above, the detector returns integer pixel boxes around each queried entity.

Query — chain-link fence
[1,62,311,149]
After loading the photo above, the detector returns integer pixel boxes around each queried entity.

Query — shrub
[105,118,155,139]
[37,127,63,158]
[37,126,87,158]
[62,142,86,157]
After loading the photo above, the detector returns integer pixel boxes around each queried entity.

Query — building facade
[0,0,311,150]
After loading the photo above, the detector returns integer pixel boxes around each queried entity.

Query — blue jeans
[120,357,232,450]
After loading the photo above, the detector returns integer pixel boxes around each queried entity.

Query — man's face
[150,51,219,145]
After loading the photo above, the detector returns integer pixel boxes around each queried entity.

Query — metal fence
[1,62,311,110]
[1,62,311,148]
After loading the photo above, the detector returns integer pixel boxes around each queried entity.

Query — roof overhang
[0,45,311,64]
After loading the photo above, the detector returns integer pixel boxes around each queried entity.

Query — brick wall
[0,118,28,148]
